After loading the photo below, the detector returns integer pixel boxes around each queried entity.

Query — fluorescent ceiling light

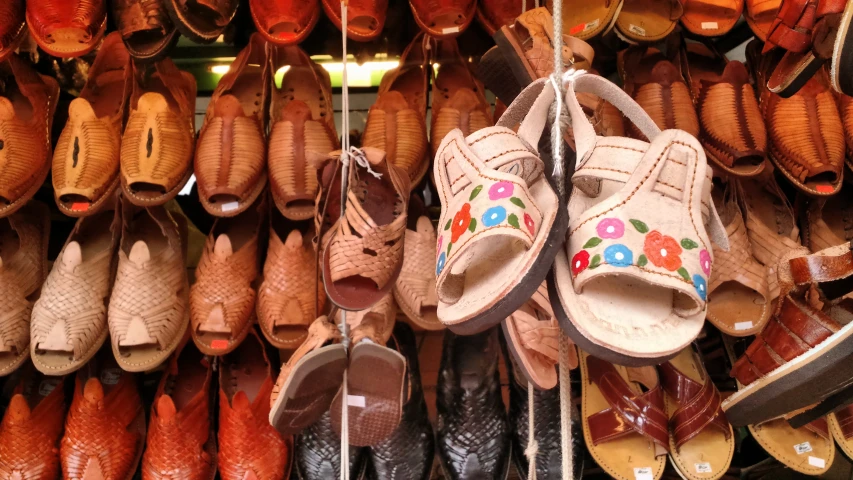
[212,59,401,87]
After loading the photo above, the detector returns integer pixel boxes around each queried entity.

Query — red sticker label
[70,202,90,212]
[569,23,586,35]
[210,339,229,350]
[816,185,835,193]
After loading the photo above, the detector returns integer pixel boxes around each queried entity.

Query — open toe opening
[349,15,380,36]
[807,171,841,190]
[428,11,467,30]
[283,198,316,218]
[208,193,242,209]
[731,153,766,172]
[59,193,93,212]
[129,181,167,198]
[707,280,768,333]
[269,21,302,41]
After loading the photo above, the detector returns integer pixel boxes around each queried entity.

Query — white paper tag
[38,379,60,396]
[629,24,647,36]
[347,395,365,408]
[794,441,813,454]
[442,26,460,34]
[100,368,122,386]
[221,201,240,213]
[701,21,719,29]
[734,321,754,331]
[695,463,712,473]
[808,456,826,468]
[634,467,653,480]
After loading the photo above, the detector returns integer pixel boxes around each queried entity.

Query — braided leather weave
[293,410,365,479]
[630,70,700,137]
[347,292,397,345]
[431,91,493,158]
[61,367,144,479]
[393,216,441,330]
[841,95,853,168]
[25,0,106,43]
[708,199,771,305]
[362,95,428,185]
[257,227,325,349]
[114,0,172,37]
[0,375,65,480]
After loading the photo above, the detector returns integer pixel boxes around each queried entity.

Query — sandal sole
[831,0,853,95]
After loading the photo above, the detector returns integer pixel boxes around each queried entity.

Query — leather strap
[834,405,853,439]
[659,360,730,449]
[586,356,670,452]
[803,417,831,438]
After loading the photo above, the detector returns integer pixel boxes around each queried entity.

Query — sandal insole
[618,0,680,39]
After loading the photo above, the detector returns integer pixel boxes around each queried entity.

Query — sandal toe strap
[659,361,730,449]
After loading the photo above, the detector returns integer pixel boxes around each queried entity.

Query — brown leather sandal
[26,0,106,58]
[410,0,476,37]
[829,405,853,461]
[749,416,835,474]
[801,186,853,251]
[112,0,179,62]
[164,0,238,44]
[250,0,321,45]
[615,0,684,43]
[322,0,387,42]
[393,196,441,331]
[0,1,25,64]
[680,0,743,36]
[548,0,622,39]
[744,0,781,40]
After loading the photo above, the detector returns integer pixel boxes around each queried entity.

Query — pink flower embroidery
[596,218,624,239]
[524,213,535,235]
[700,249,712,276]
[437,236,444,257]
[488,181,514,200]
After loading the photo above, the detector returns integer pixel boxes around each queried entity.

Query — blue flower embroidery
[436,252,446,276]
[603,244,633,267]
[693,274,707,301]
[482,206,507,227]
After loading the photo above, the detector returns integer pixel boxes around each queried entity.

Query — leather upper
[834,405,853,440]
[409,0,477,37]
[321,0,388,41]
[26,0,107,57]
[0,0,25,62]
[250,0,320,45]
[659,358,730,449]
[112,0,177,59]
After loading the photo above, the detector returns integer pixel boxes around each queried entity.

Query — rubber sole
[768,51,826,98]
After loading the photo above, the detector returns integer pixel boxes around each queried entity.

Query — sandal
[26,0,107,58]
[433,78,566,335]
[660,346,734,480]
[802,187,853,252]
[250,0,321,45]
[749,416,835,474]
[547,0,622,39]
[501,281,575,390]
[680,0,743,36]
[615,0,684,43]
[580,350,668,480]
[393,196,442,331]
[409,0,476,37]
[0,2,25,64]
[744,0,781,40]
[707,184,773,336]
[723,243,853,426]
[321,0,387,41]
[163,0,238,44]
[268,315,346,436]
[322,147,409,311]
[550,72,727,366]
[840,93,853,173]
[829,405,853,461]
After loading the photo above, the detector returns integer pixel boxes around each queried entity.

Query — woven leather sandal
[322,147,409,312]
[251,0,320,45]
[112,0,179,62]
[53,32,132,217]
[434,78,566,335]
[393,196,442,331]
[615,0,684,42]
[749,416,835,474]
[580,350,668,480]
[501,281,575,390]
[707,185,773,337]
[619,46,700,138]
[745,0,781,39]
[750,41,845,196]
[363,33,430,187]
[196,33,269,217]
[269,315,346,436]
[547,0,622,39]
[190,198,263,356]
[322,0,387,41]
[61,350,146,480]
[829,405,853,461]
[0,201,49,377]
[410,0,476,37]
[660,346,734,480]
[801,187,853,251]
[164,0,237,44]
[31,202,120,376]
[723,243,853,426]
[269,45,338,221]
[330,294,406,447]
[830,1,853,96]
[0,366,65,480]
[681,0,743,36]
[0,0,25,64]
[682,42,766,177]
[121,58,196,207]
[550,72,727,366]
[0,55,59,219]
[142,340,216,480]
[218,329,291,480]
[109,202,189,373]
[476,0,537,35]
[26,0,106,58]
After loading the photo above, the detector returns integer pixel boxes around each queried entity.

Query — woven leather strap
[834,405,853,439]
[709,199,770,302]
[659,360,730,449]
[586,356,670,452]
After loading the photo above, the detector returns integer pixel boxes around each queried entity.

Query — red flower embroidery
[643,230,682,272]
[451,203,472,243]
[524,213,535,236]
[571,250,590,276]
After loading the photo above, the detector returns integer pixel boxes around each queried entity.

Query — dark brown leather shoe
[0,0,25,63]
[293,411,366,480]
[164,0,238,44]
[113,0,179,61]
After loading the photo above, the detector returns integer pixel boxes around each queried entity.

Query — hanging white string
[339,3,350,480]
[558,338,573,478]
[526,382,539,480]
[341,146,383,179]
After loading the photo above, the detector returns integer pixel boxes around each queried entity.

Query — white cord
[559,337,573,479]
[526,382,539,480]
[339,4,350,480]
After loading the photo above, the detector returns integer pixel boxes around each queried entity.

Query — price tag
[734,321,753,331]
[629,24,647,36]
[794,442,813,454]
[347,395,365,408]
[634,467,653,480]
[210,339,229,350]
[695,463,712,473]
[701,22,719,29]
[808,456,826,468]
[442,26,460,34]
[221,201,240,213]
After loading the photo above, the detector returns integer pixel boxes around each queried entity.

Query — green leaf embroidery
[510,197,526,208]
[637,254,648,267]
[681,238,699,250]
[468,218,477,232]
[447,242,453,256]
[445,219,452,231]
[589,254,602,269]
[583,237,603,248]
[629,219,649,233]
[677,267,690,282]
[508,214,520,229]
[469,185,483,201]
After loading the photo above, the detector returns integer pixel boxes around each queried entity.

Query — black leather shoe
[293,410,366,479]
[436,328,511,479]
[506,350,584,479]
[365,322,435,480]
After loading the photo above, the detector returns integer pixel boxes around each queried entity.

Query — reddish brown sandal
[26,0,106,58]
[251,0,321,45]
[112,0,179,62]
[322,0,387,42]
[410,0,477,37]
[0,1,25,63]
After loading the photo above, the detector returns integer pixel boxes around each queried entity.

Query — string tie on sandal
[340,146,383,179]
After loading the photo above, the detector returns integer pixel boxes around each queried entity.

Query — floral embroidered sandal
[549,72,728,367]
[433,78,567,335]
